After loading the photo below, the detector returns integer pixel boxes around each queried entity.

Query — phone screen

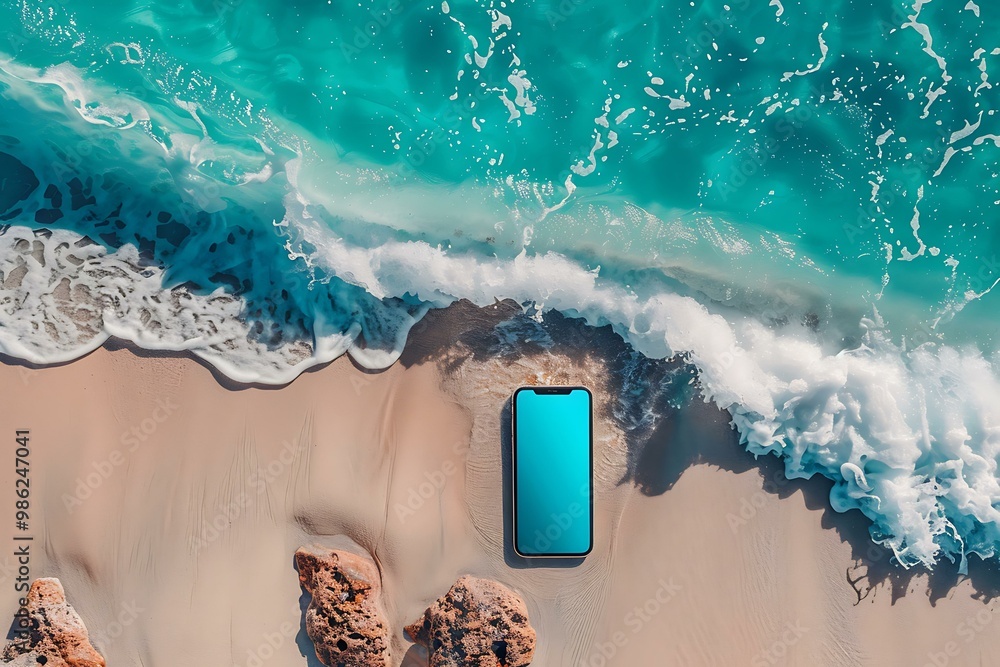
[512,386,593,557]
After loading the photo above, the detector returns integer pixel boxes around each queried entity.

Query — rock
[294,545,390,667]
[405,575,536,667]
[2,577,106,667]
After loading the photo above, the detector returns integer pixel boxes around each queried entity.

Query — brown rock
[2,578,106,667]
[405,575,536,667]
[294,545,390,667]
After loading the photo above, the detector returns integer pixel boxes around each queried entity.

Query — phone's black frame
[511,385,594,558]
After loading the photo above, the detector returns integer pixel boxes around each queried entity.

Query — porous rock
[295,545,390,667]
[1,577,106,667]
[405,575,536,666]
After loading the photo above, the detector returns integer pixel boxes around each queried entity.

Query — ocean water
[1,0,999,572]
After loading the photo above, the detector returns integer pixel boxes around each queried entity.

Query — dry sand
[0,302,998,666]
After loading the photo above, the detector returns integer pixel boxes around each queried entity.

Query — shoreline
[3,222,1000,573]
[0,301,998,666]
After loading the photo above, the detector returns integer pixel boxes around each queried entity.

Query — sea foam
[3,222,999,572]
[296,225,1000,573]
[0,226,418,384]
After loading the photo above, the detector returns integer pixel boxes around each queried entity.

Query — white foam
[1,61,150,129]
[4,213,1000,571]
[903,0,952,119]
[899,185,928,261]
[0,227,411,385]
[293,230,1000,572]
[780,23,829,82]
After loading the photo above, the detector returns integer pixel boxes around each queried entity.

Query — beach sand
[0,301,998,666]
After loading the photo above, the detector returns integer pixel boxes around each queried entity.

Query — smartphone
[511,386,593,558]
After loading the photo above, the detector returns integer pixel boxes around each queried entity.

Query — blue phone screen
[513,387,592,557]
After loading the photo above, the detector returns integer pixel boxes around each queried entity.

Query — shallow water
[0,0,999,570]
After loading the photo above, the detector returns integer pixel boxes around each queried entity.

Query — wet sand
[0,302,998,666]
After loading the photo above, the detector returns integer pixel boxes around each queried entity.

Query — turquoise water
[0,0,999,570]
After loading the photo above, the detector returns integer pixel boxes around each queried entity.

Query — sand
[0,302,998,666]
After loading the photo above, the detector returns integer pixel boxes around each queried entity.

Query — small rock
[1,578,106,667]
[405,575,536,667]
[295,545,390,667]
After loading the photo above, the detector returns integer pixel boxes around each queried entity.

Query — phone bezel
[511,385,594,559]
